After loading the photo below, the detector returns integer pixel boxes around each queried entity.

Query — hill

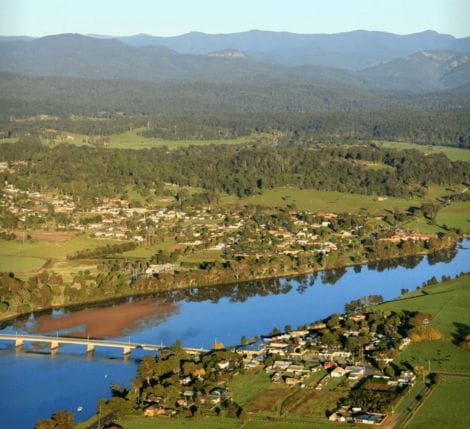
[0,33,469,92]
[116,29,470,70]
[0,33,356,85]
[360,50,470,91]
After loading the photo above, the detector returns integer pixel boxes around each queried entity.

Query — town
[93,301,440,427]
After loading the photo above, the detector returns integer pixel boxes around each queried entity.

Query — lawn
[227,370,272,406]
[407,376,470,429]
[372,275,470,373]
[375,140,470,162]
[226,187,446,215]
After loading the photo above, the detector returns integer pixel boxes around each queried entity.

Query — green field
[376,140,470,162]
[46,129,262,150]
[373,275,470,373]
[117,415,336,429]
[0,235,121,278]
[106,131,258,150]
[225,186,447,215]
[436,201,470,234]
[407,376,470,429]
[227,370,272,406]
[0,255,46,273]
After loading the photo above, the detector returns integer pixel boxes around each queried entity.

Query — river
[1,240,469,428]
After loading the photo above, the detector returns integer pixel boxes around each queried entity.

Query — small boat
[77,406,83,412]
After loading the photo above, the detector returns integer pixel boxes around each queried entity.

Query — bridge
[0,333,208,358]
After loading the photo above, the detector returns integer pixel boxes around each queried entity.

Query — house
[345,366,366,380]
[329,412,347,423]
[398,370,416,385]
[331,366,347,377]
[200,394,221,405]
[285,377,300,386]
[216,360,230,370]
[349,313,366,322]
[272,360,292,371]
[144,405,167,417]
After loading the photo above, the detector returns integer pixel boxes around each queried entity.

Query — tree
[414,365,428,381]
[51,410,74,429]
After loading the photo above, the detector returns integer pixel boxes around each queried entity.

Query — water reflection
[14,300,179,338]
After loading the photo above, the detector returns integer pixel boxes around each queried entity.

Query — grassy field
[0,255,46,273]
[372,275,470,373]
[407,376,470,429]
[375,140,470,162]
[107,131,258,150]
[117,415,337,429]
[436,201,470,234]
[227,370,272,406]
[0,234,121,278]
[45,129,262,150]
[224,186,448,215]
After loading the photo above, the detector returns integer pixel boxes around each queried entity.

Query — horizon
[1,0,469,39]
[1,27,468,40]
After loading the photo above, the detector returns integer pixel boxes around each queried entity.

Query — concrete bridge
[0,333,208,358]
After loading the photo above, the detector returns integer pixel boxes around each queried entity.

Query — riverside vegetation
[0,135,468,320]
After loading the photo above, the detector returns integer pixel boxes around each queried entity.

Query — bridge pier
[123,346,132,358]
[50,340,59,355]
[15,338,24,352]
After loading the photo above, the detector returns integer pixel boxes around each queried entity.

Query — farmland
[375,140,470,162]
[372,275,470,373]
[40,129,262,150]
[406,375,470,429]
[227,186,448,215]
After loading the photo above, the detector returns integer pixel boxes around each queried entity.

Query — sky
[1,0,469,38]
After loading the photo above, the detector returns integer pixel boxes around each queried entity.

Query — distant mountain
[0,34,285,83]
[0,35,34,43]
[0,33,360,86]
[359,50,470,91]
[0,33,469,93]
[117,29,470,70]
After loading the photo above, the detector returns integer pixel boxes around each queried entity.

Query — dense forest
[1,72,470,121]
[1,140,468,206]
[2,109,470,148]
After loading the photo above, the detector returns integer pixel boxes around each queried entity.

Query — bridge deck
[0,333,207,354]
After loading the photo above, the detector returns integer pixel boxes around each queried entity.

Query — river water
[1,240,469,428]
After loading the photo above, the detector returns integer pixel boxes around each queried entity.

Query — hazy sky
[1,0,469,38]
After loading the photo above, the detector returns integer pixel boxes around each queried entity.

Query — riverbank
[0,238,463,325]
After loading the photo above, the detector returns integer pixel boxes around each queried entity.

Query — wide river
[1,240,469,428]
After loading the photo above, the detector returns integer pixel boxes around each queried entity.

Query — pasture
[407,376,470,429]
[375,140,470,162]
[43,129,261,150]
[227,186,448,215]
[436,201,470,234]
[0,234,121,279]
[373,275,470,373]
